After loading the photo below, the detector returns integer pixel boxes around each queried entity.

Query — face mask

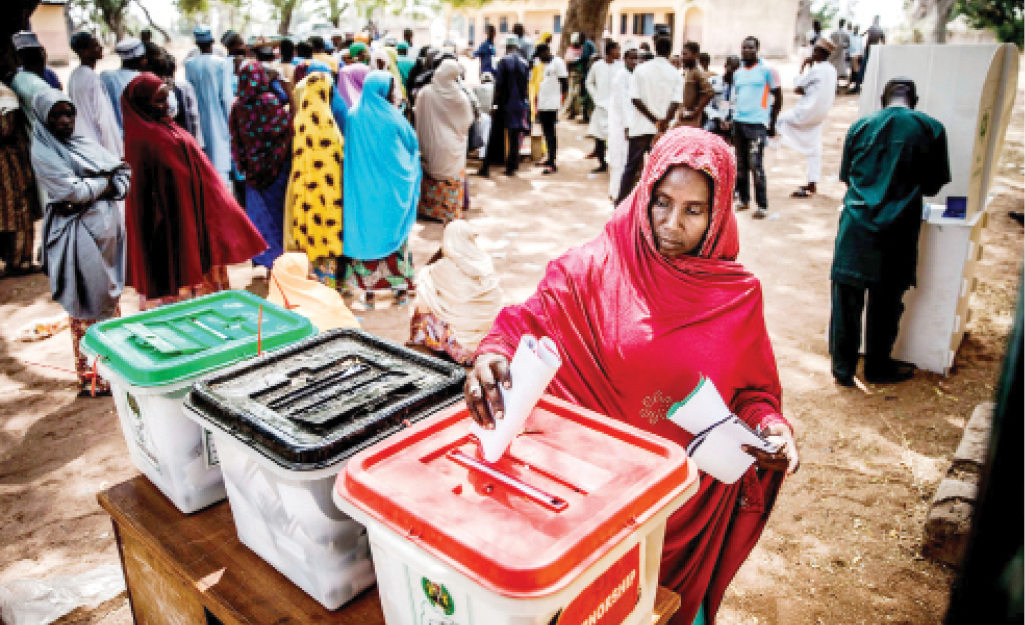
[167,89,179,119]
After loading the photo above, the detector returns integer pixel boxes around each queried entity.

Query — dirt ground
[0,56,1022,624]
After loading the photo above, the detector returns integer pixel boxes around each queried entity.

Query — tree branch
[132,0,171,42]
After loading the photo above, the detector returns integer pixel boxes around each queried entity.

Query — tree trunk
[932,0,957,42]
[794,0,812,50]
[0,0,39,81]
[915,0,957,43]
[278,1,296,36]
[559,0,613,55]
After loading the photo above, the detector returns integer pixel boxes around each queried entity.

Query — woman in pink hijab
[337,45,371,107]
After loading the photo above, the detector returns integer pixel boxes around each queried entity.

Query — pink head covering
[337,62,371,107]
[477,127,788,624]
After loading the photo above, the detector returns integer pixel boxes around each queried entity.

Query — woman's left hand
[742,422,800,476]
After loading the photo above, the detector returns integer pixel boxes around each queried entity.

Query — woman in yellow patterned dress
[286,72,345,287]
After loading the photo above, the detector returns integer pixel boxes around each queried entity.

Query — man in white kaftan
[776,38,837,196]
[607,43,638,200]
[185,26,234,183]
[68,33,122,157]
[585,40,619,173]
[100,37,147,137]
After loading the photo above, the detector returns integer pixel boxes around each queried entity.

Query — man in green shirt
[830,77,950,387]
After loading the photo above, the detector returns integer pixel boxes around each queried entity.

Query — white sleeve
[628,70,641,101]
[556,58,568,79]
[585,63,598,99]
[670,72,683,104]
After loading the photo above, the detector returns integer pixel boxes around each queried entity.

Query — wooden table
[98,476,681,624]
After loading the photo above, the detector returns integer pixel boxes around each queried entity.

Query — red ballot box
[334,394,699,625]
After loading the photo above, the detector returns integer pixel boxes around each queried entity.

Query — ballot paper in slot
[470,334,562,462]
[668,376,779,484]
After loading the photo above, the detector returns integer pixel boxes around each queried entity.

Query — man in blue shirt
[185,26,234,184]
[100,37,148,135]
[473,24,497,76]
[730,36,782,219]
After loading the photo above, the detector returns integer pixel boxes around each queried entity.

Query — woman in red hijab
[122,72,266,310]
[465,127,800,625]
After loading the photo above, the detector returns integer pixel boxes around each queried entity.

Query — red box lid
[335,395,697,598]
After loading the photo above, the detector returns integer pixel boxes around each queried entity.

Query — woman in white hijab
[409,219,503,365]
[29,88,130,396]
[414,59,474,223]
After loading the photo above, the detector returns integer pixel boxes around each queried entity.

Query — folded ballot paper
[470,335,562,463]
[668,376,779,484]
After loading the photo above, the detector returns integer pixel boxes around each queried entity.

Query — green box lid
[81,291,317,388]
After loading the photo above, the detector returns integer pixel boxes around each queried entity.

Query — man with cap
[185,25,227,61]
[8,34,49,125]
[829,77,950,387]
[331,30,345,59]
[100,36,147,135]
[776,37,837,199]
[348,42,369,65]
[395,42,415,83]
[68,32,122,157]
[477,35,529,178]
[12,31,61,91]
[185,25,234,183]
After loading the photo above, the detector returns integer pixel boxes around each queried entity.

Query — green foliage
[440,0,489,8]
[811,0,840,28]
[321,0,347,25]
[175,0,209,16]
[954,0,1024,46]
[265,0,301,20]
[71,0,130,36]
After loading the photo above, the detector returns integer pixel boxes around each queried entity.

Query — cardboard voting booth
[857,44,1019,374]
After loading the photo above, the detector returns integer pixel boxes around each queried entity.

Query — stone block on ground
[922,402,994,566]
[952,402,994,469]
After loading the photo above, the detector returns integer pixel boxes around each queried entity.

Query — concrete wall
[30,3,71,66]
[455,0,799,58]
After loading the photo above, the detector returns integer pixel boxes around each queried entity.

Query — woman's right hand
[465,353,512,430]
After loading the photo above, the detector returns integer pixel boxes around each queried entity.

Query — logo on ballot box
[417,577,458,624]
[557,545,641,625]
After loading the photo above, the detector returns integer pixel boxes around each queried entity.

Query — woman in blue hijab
[341,70,421,308]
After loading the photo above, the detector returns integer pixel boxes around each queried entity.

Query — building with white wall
[446,0,799,58]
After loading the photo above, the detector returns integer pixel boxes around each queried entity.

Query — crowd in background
[0,15,887,391]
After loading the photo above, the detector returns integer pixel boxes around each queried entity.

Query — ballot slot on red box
[80,291,316,514]
[182,328,465,610]
[333,395,700,625]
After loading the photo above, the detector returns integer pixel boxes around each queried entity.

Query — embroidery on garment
[639,390,675,425]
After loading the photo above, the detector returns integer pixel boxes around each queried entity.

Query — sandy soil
[0,55,1021,624]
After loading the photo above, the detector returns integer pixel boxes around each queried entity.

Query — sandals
[791,186,815,198]
[542,165,557,175]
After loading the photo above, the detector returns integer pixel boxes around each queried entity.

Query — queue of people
[2,25,512,388]
[0,12,958,625]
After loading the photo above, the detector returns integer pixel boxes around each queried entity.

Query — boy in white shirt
[534,44,569,174]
